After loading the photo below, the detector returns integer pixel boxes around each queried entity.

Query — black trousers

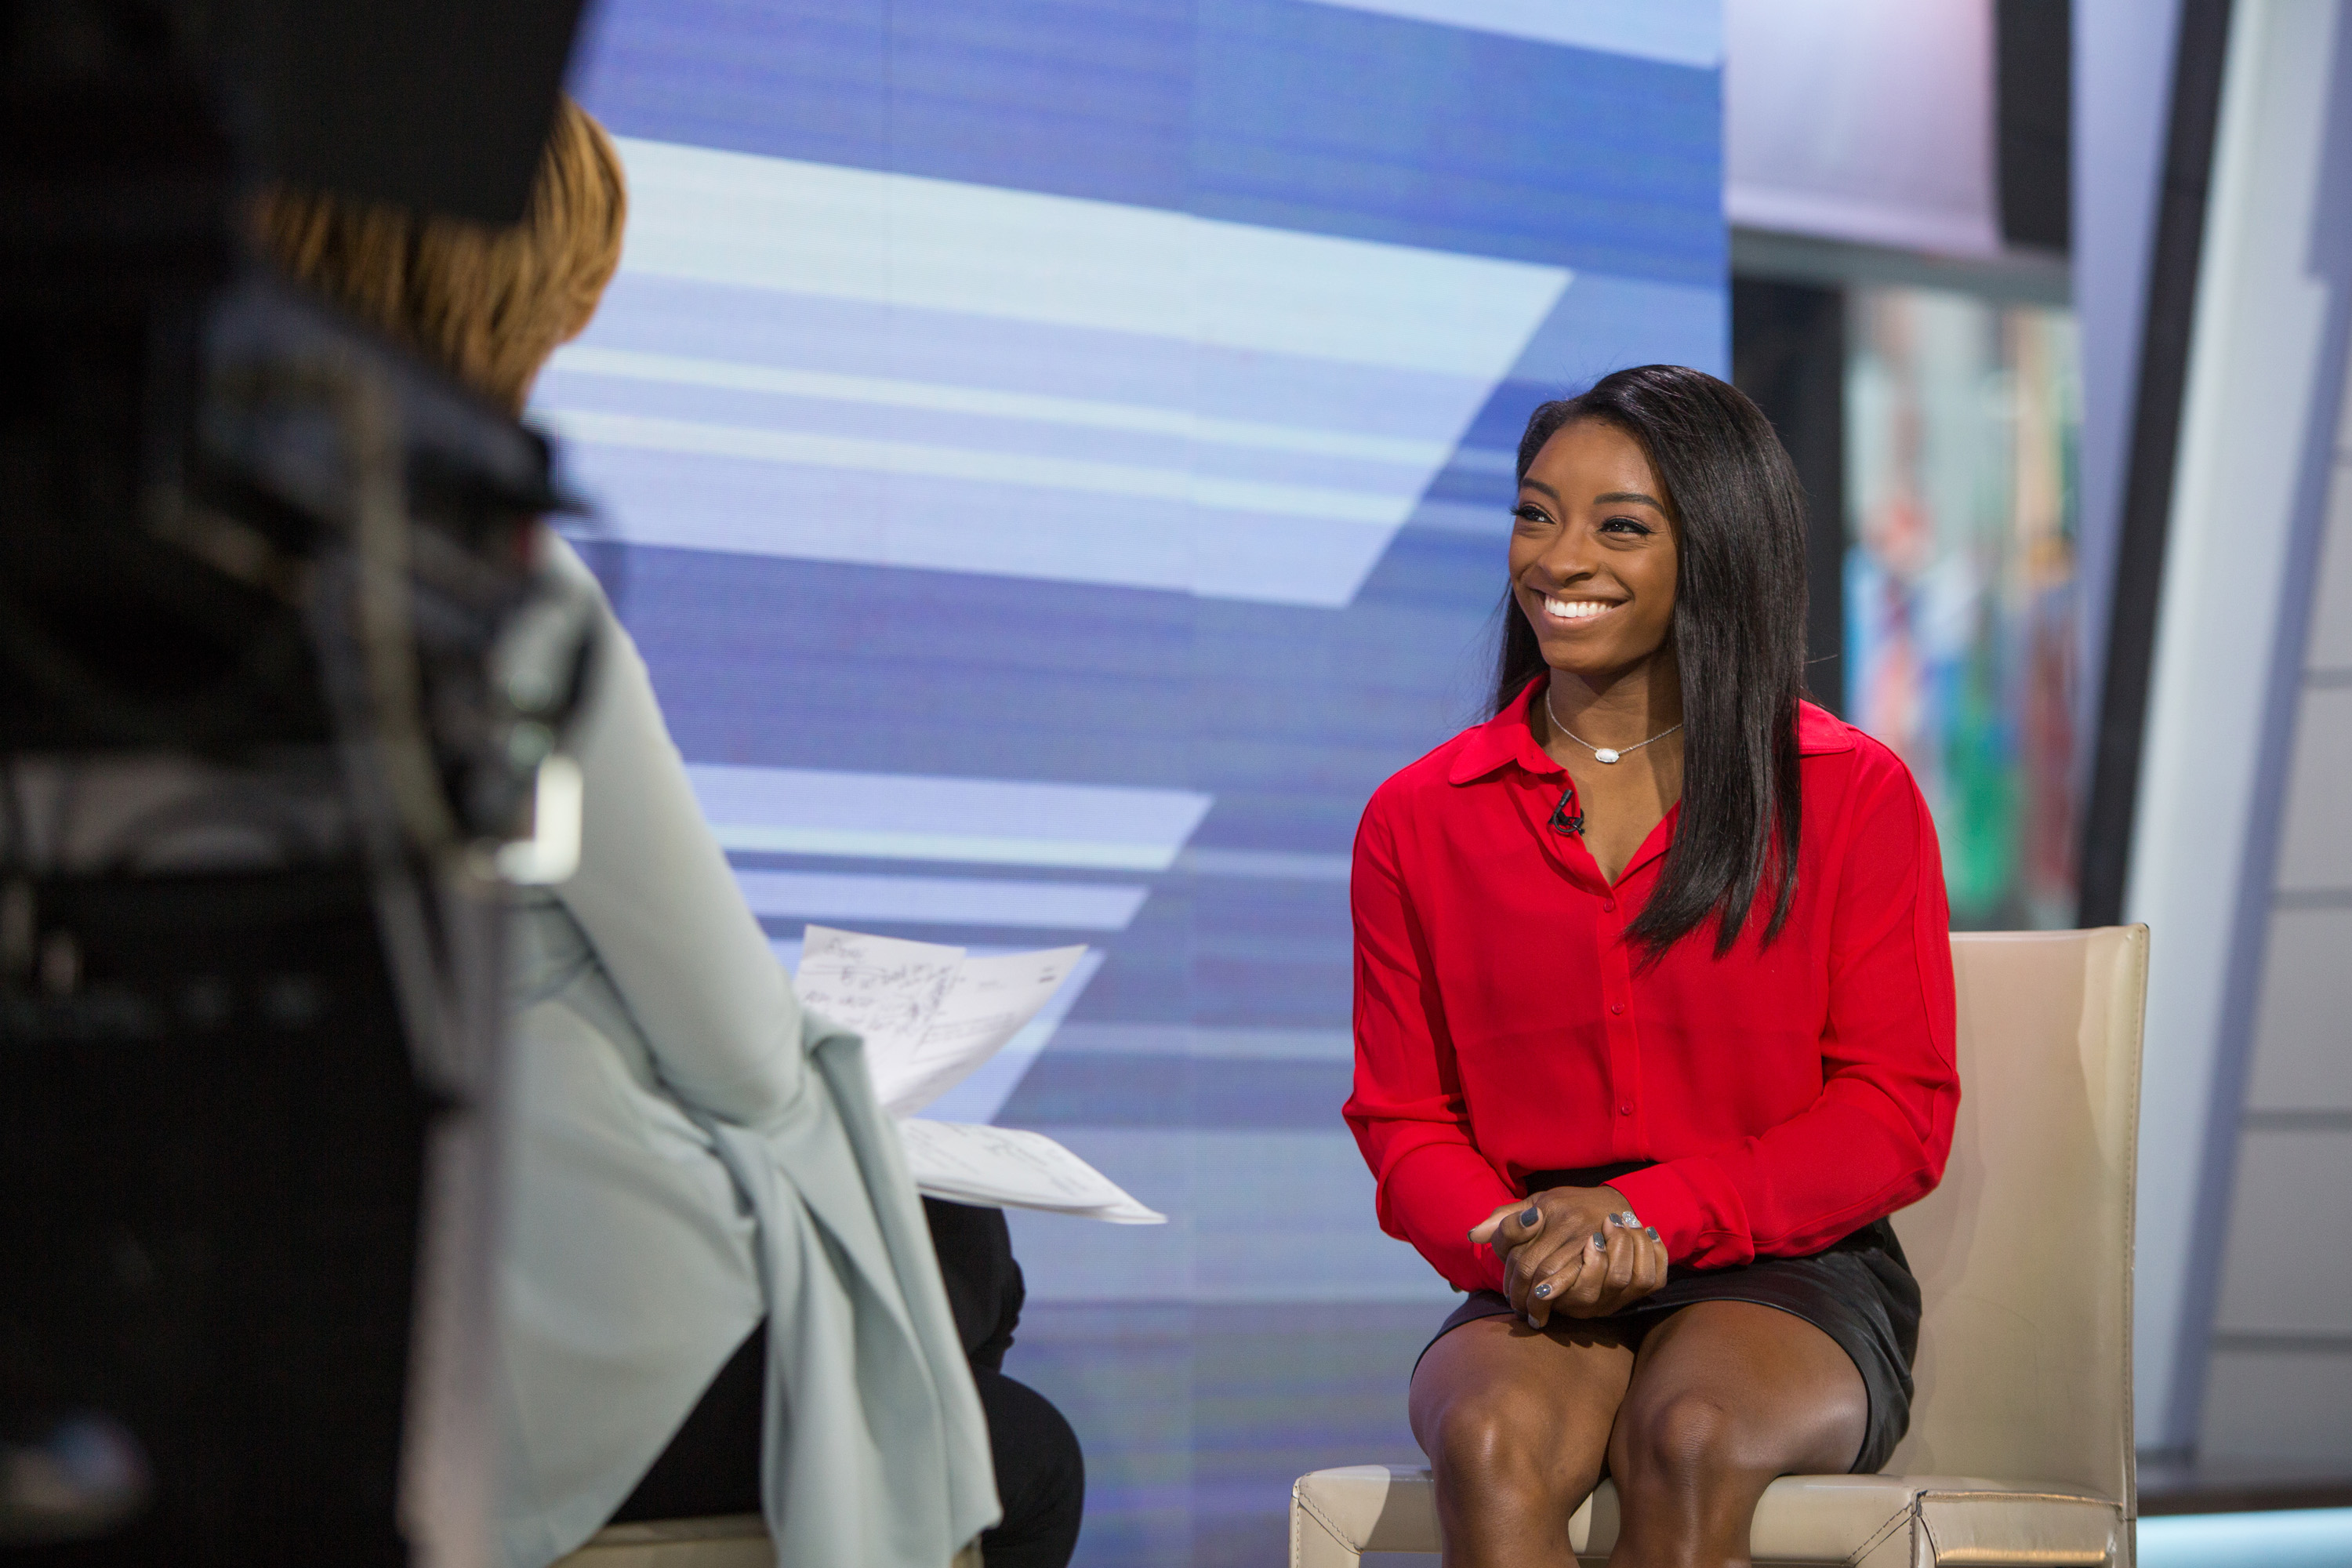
[610,1200,1083,1568]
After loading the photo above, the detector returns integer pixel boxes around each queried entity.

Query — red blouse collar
[1446,678,1857,786]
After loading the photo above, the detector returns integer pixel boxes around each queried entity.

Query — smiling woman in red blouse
[1345,365,1958,1568]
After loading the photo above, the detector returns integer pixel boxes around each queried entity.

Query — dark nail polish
[1534,1283,1552,1299]
[1592,1231,1607,1249]
[1519,1207,1540,1227]
[1645,1225,1660,1240]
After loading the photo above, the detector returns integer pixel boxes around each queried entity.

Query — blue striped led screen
[549,4,1724,1560]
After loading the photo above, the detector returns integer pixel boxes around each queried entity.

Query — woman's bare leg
[1604,1301,1870,1568]
[1410,1315,1637,1567]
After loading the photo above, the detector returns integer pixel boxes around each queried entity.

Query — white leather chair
[1290,926,2150,1568]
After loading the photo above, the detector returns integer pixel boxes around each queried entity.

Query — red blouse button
[1618,1102,1634,1116]
[1602,898,1616,913]
[1610,1003,1624,1015]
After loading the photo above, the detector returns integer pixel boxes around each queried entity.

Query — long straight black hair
[1495,365,1809,959]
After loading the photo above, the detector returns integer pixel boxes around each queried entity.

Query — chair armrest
[550,1514,769,1568]
[549,1515,985,1568]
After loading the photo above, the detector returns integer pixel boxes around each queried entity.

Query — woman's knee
[1610,1385,1759,1497]
[1424,1385,1598,1511]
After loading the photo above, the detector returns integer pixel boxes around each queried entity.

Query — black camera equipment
[2,3,592,1562]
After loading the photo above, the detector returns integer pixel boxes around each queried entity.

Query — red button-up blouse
[1345,684,1958,1294]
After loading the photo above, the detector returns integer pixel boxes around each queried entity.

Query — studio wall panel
[2312,454,2352,668]
[2275,688,2352,891]
[2212,1130,2352,1334]
[2245,909,2352,1110]
[2200,1348,2352,1462]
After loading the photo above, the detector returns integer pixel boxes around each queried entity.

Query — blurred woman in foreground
[252,100,1079,1568]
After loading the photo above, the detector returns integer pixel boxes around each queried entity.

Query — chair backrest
[1885,927,2147,1510]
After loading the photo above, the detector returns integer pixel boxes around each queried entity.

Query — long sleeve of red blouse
[1345,808,1516,1293]
[1344,698,1958,1287]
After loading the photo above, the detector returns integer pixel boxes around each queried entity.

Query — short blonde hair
[252,98,626,412]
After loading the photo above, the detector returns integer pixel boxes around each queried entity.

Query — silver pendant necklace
[1544,688,1682,765]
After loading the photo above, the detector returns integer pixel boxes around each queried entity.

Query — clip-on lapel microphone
[1548,785,1583,836]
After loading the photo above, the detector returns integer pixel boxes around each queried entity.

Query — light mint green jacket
[491,536,998,1568]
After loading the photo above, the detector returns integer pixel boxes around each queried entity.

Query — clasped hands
[1466,1185,1669,1329]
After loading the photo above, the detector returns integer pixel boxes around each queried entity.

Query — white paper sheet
[795,925,1086,1116]
[897,1120,1166,1225]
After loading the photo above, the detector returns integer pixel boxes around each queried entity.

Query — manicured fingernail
[1534,1283,1552,1298]
[1519,1207,1540,1227]
[1592,1231,1607,1249]
[1645,1225,1660,1240]
[1466,1229,1478,1240]
[1620,1210,1639,1225]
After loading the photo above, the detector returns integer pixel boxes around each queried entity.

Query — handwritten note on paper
[794,926,962,1073]
[793,925,1089,1116]
[897,1120,1165,1224]
[882,946,1087,1116]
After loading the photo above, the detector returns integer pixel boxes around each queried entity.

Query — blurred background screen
[1846,285,2082,930]
[537,1,1725,1561]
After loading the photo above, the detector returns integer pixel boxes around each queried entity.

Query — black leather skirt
[1418,1162,1922,1473]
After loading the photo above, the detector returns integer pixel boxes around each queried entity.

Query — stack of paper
[794,925,1165,1225]
[895,1120,1163,1225]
